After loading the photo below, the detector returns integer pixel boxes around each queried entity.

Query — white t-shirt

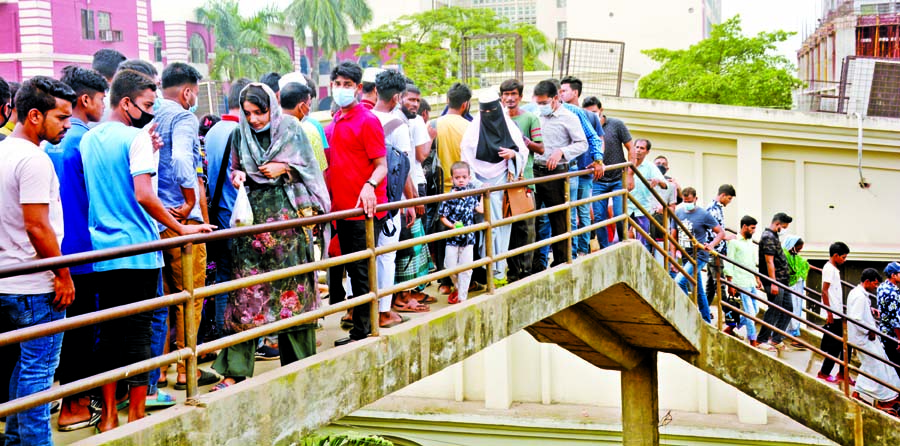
[822,261,844,316]
[372,110,413,199]
[0,137,64,294]
[407,115,430,185]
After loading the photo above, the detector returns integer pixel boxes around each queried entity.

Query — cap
[476,89,500,104]
[278,71,307,90]
[885,262,900,277]
[361,67,385,84]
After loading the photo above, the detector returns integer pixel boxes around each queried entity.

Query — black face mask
[0,104,10,128]
[126,100,155,128]
[656,164,668,175]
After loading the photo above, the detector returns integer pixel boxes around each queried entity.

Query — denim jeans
[675,258,710,322]
[757,285,793,345]
[592,180,624,249]
[0,292,64,446]
[788,280,805,337]
[209,208,233,332]
[533,209,551,272]
[568,171,593,256]
[740,287,759,341]
[631,215,653,253]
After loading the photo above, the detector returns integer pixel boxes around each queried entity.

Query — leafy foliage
[195,0,294,81]
[359,7,549,95]
[636,16,803,109]
[284,0,373,83]
[300,434,394,446]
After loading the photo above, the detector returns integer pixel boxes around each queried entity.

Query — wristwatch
[366,180,378,189]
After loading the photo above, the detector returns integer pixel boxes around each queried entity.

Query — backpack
[382,118,411,218]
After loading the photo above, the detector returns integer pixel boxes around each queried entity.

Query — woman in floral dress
[211,83,330,391]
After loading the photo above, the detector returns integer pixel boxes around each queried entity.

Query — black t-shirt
[758,228,790,286]
[599,116,632,182]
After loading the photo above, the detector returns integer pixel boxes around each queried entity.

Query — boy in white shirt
[818,241,851,384]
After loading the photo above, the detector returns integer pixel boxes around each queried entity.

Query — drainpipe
[855,112,870,189]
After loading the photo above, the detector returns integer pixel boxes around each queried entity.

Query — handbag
[502,171,535,218]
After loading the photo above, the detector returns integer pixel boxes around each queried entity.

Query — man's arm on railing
[23,203,74,311]
[707,226,725,251]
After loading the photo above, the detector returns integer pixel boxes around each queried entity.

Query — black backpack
[382,118,411,218]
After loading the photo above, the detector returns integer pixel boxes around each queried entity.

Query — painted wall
[50,0,140,56]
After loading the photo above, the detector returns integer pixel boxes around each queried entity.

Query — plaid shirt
[439,186,478,246]
[877,281,900,335]
[706,200,726,255]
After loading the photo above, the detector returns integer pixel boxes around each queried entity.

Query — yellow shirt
[300,120,328,172]
[433,114,470,190]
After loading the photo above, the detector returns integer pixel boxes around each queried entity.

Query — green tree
[636,16,802,109]
[359,7,549,95]
[284,0,373,84]
[195,0,293,81]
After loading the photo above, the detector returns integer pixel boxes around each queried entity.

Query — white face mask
[539,104,553,116]
[683,202,696,212]
[332,87,357,108]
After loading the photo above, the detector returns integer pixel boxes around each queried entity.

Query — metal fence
[553,38,626,98]
[460,33,524,90]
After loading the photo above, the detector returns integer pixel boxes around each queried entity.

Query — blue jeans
[675,258,710,322]
[740,287,759,341]
[0,292,64,446]
[533,211,551,272]
[592,180,623,249]
[568,172,592,256]
[148,270,166,395]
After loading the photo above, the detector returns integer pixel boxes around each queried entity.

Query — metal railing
[0,161,702,425]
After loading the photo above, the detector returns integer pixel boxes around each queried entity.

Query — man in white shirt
[818,241,851,384]
[0,76,76,446]
[847,268,900,408]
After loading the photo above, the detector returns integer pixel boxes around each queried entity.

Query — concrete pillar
[484,338,513,409]
[540,343,552,405]
[736,137,763,222]
[621,352,659,446]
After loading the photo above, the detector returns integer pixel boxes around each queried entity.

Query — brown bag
[503,172,535,218]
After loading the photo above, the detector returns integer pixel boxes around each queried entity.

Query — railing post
[484,190,495,294]
[622,191,630,241]
[715,255,724,332]
[564,175,573,264]
[663,207,670,271]
[181,243,198,399]
[841,317,850,397]
[366,216,379,337]
[692,245,699,307]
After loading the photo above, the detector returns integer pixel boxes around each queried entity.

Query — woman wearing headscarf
[783,235,810,341]
[211,83,330,391]
[460,91,527,287]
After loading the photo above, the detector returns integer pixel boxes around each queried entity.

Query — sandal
[408,291,436,305]
[380,315,410,329]
[174,369,221,390]
[58,407,101,432]
[392,299,429,313]
[209,380,237,393]
[448,290,459,305]
[145,390,176,410]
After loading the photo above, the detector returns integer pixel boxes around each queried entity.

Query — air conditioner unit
[99,30,123,42]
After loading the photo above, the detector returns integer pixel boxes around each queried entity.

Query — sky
[722,0,820,63]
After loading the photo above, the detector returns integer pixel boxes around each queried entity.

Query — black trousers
[336,219,381,340]
[508,215,535,280]
[819,319,851,377]
[533,165,569,267]
[757,285,792,344]
[57,273,100,392]
[882,338,900,378]
[97,269,158,387]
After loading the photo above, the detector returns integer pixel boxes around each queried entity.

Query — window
[189,33,207,64]
[154,34,163,62]
[81,9,95,40]
[299,55,309,74]
[97,11,111,31]
[557,21,567,40]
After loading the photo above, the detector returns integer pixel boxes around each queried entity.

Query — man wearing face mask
[153,62,220,391]
[672,187,725,323]
[755,212,794,351]
[80,69,215,432]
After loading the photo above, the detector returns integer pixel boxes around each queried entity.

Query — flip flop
[209,381,235,393]
[145,390,176,410]
[174,369,221,390]
[448,290,459,305]
[380,315,410,329]
[408,291,436,304]
[392,299,429,313]
[58,410,101,432]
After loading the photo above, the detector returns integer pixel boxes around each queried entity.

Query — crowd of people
[1,47,899,445]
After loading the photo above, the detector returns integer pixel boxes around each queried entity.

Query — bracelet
[366,180,377,189]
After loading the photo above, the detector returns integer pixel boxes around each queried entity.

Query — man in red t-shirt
[324,61,388,346]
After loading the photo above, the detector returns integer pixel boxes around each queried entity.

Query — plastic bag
[230,184,254,227]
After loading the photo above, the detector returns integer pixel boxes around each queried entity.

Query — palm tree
[284,0,373,85]
[195,0,294,81]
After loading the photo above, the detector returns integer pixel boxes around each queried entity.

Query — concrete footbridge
[75,241,900,446]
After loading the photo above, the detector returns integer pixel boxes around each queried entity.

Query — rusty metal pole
[692,245,699,307]
[182,243,199,399]
[623,191,630,241]
[484,190,495,294]
[564,175,573,264]
[715,255,724,332]
[663,207,670,272]
[841,318,850,397]
[366,217,379,337]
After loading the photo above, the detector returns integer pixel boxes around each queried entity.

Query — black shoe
[173,369,221,390]
[255,344,280,361]
[334,337,358,347]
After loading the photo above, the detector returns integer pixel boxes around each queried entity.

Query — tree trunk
[311,31,320,110]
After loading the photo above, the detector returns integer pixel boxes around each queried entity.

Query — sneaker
[817,372,839,383]
[255,344,280,361]
[757,342,778,352]
[841,376,856,386]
